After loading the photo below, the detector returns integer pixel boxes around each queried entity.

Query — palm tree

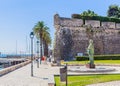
[42,30,51,57]
[33,21,45,63]
[33,21,51,63]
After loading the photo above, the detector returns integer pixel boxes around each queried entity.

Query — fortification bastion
[53,14,120,61]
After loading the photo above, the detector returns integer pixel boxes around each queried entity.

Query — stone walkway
[1,61,120,86]
[0,61,59,86]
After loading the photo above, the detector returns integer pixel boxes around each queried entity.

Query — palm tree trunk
[40,32,43,64]
[44,41,48,57]
[43,40,45,56]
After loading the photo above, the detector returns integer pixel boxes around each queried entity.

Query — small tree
[80,10,98,16]
[107,4,120,18]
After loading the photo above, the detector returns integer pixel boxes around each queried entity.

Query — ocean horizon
[0,54,31,58]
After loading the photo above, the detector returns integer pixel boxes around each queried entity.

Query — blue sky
[0,0,120,54]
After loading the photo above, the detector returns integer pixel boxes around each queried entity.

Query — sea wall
[0,60,31,76]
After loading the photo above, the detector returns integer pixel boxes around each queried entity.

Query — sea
[0,54,30,70]
[0,54,7,58]
[0,54,31,58]
[0,68,3,70]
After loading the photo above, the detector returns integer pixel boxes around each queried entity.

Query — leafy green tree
[107,5,120,18]
[80,10,98,16]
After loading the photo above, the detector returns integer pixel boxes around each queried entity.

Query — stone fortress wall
[54,14,120,61]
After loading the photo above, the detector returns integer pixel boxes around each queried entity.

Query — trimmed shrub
[72,14,120,23]
[76,56,89,61]
[76,55,120,61]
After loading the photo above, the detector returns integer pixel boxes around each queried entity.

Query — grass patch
[55,74,120,86]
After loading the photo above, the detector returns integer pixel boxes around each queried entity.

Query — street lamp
[36,40,39,68]
[30,32,34,76]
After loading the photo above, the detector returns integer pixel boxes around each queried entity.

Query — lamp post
[36,40,39,68]
[30,32,34,76]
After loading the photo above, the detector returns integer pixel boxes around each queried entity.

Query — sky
[0,0,120,54]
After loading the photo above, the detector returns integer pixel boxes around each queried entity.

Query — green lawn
[55,74,120,86]
[62,60,120,65]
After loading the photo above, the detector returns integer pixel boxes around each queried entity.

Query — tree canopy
[107,4,120,18]
[80,10,98,16]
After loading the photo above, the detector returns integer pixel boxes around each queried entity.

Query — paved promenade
[1,61,120,86]
[0,61,59,86]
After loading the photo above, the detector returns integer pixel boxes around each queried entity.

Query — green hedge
[76,55,120,61]
[72,14,120,23]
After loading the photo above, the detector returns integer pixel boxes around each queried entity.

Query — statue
[86,39,95,68]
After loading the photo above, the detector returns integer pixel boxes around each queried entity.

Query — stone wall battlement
[54,14,120,29]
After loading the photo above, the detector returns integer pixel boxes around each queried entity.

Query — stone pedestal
[57,61,61,66]
[86,63,95,68]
